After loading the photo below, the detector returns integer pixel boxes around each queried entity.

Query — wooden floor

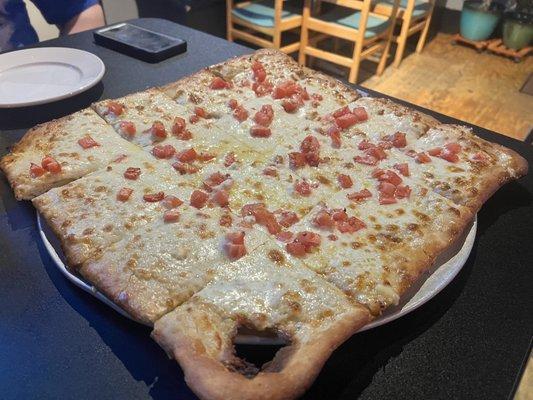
[360,33,533,141]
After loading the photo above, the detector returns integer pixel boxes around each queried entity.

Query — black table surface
[1,18,532,400]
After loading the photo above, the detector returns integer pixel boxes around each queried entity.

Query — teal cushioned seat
[321,8,391,39]
[376,0,431,17]
[232,0,300,28]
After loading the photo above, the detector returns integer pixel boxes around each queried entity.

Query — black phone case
[93,27,187,63]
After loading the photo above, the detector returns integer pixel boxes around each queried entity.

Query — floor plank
[361,33,533,140]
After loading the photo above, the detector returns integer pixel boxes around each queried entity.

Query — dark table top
[1,18,532,400]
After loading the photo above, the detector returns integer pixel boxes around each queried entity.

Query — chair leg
[416,14,433,53]
[348,40,364,84]
[298,0,311,66]
[273,30,282,49]
[377,42,391,76]
[393,18,411,68]
[226,1,233,41]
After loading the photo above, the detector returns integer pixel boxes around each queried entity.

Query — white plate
[0,47,105,108]
[37,212,476,345]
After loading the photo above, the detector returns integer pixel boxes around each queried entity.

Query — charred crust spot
[268,249,285,264]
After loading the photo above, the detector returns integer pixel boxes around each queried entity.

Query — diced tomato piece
[106,101,124,116]
[286,242,307,257]
[172,117,187,134]
[277,210,299,227]
[379,182,396,198]
[116,187,133,202]
[332,210,348,221]
[472,151,490,163]
[428,147,442,156]
[163,209,180,223]
[190,190,209,209]
[393,163,410,177]
[294,180,311,196]
[327,125,341,148]
[337,217,366,233]
[228,99,238,109]
[332,106,350,118]
[189,115,199,124]
[174,128,192,140]
[354,155,378,166]
[313,210,334,229]
[253,105,274,126]
[209,76,231,90]
[440,149,460,163]
[233,105,249,122]
[358,140,374,150]
[390,132,407,148]
[78,135,99,149]
[262,166,278,177]
[351,107,368,122]
[272,80,299,99]
[41,156,61,173]
[250,126,272,138]
[224,152,236,167]
[379,196,397,205]
[395,185,411,199]
[338,174,353,189]
[143,191,165,202]
[405,149,418,158]
[276,231,294,242]
[176,148,197,163]
[251,61,266,83]
[374,170,402,186]
[152,144,176,159]
[282,99,299,113]
[365,146,387,161]
[224,242,247,261]
[119,121,136,137]
[212,189,229,207]
[304,151,320,167]
[416,152,431,163]
[445,142,462,154]
[300,135,320,154]
[194,107,207,118]
[241,203,265,217]
[29,162,46,178]
[205,172,229,188]
[172,162,198,174]
[252,81,273,97]
[124,167,141,180]
[288,152,306,169]
[378,140,393,149]
[295,231,321,249]
[227,231,245,245]
[113,154,128,163]
[311,93,323,101]
[150,122,167,141]
[162,195,183,209]
[347,189,372,201]
[335,113,358,130]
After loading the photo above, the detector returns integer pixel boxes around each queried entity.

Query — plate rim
[37,211,476,345]
[0,47,105,108]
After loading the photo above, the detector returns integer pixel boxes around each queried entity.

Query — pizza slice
[267,168,473,315]
[32,151,195,266]
[153,240,370,400]
[0,108,139,200]
[79,205,269,324]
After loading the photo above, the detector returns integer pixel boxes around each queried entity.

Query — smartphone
[94,23,187,63]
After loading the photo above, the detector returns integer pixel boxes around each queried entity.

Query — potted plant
[502,0,533,50]
[460,0,502,41]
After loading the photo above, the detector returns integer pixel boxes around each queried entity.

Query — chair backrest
[318,0,372,12]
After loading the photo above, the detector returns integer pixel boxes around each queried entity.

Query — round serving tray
[37,212,476,345]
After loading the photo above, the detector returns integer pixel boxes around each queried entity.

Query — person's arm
[60,3,104,35]
[32,0,105,35]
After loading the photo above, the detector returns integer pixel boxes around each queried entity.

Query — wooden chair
[226,0,303,53]
[298,0,400,84]
[373,0,435,67]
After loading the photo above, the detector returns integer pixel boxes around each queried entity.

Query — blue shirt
[0,0,99,51]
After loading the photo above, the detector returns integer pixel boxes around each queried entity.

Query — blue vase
[460,1,501,41]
